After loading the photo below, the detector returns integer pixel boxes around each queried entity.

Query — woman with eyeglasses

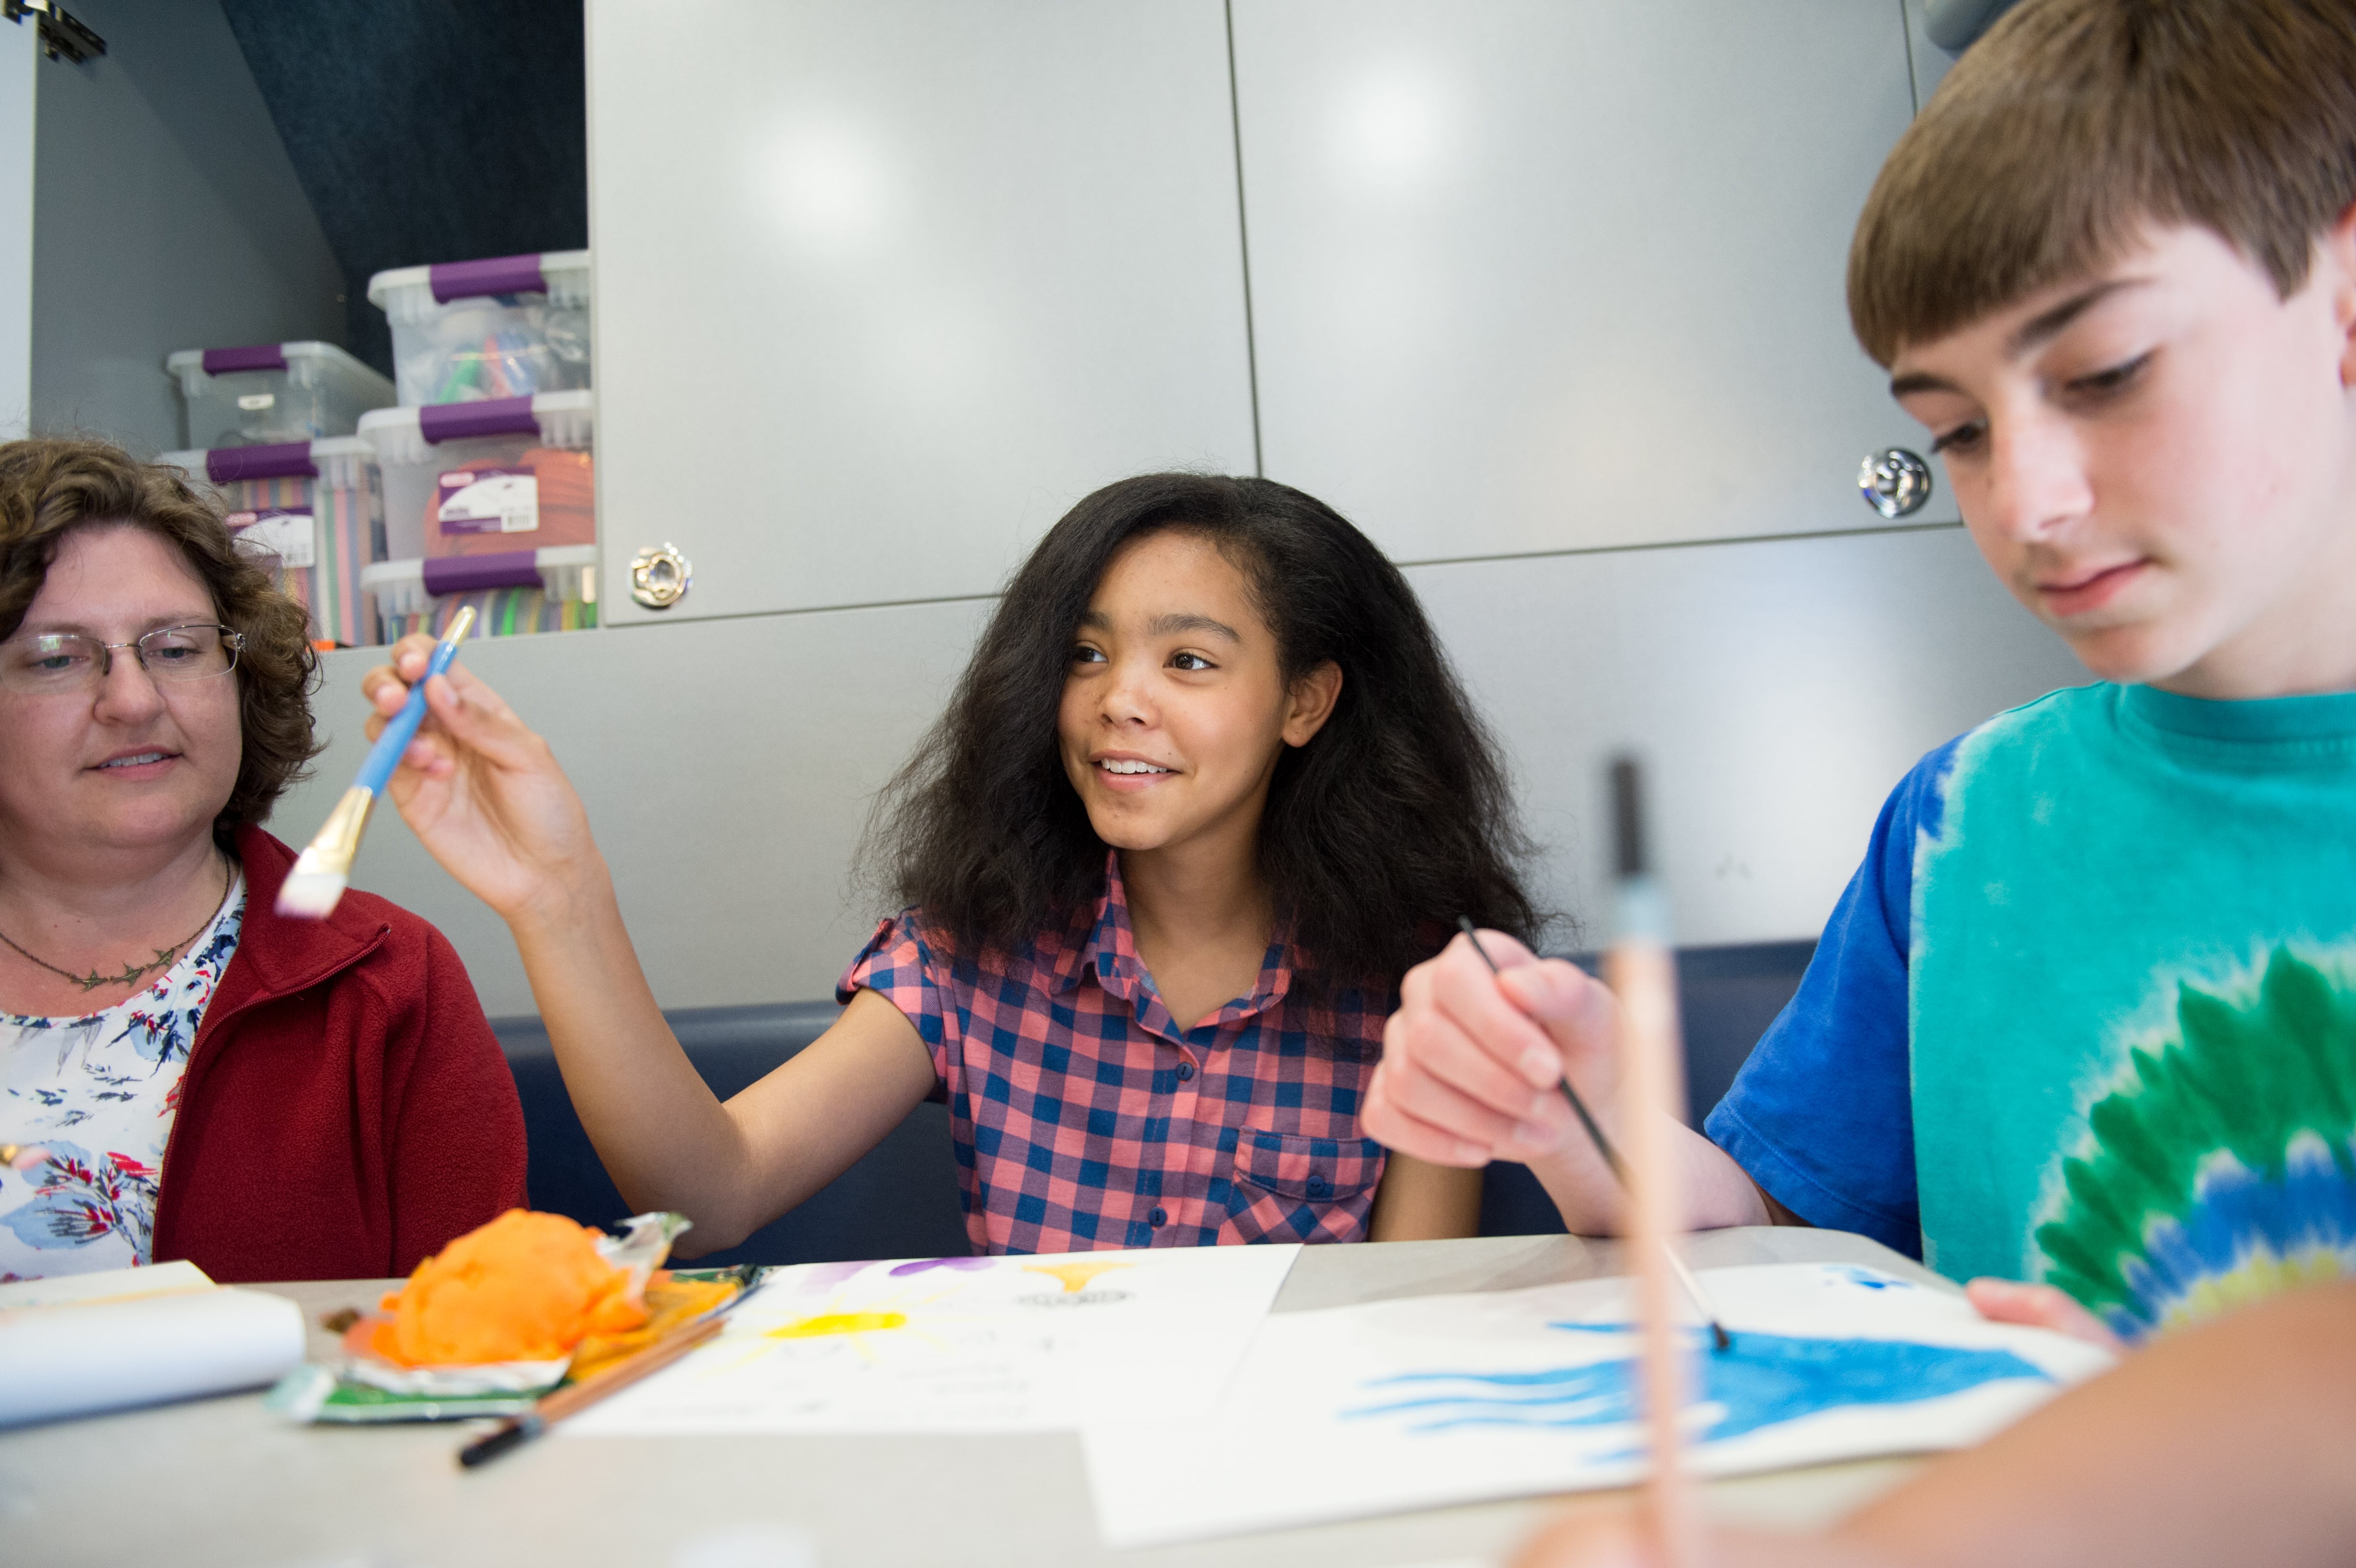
[0,437,524,1283]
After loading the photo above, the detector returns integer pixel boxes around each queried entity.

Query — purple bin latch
[205,443,318,485]
[200,344,289,376]
[418,396,542,445]
[428,253,548,304]
[423,552,544,597]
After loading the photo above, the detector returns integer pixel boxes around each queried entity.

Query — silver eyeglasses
[0,623,245,694]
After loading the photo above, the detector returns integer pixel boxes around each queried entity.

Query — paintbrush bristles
[274,784,377,920]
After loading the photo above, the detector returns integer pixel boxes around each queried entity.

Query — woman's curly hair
[867,472,1544,1005]
[0,437,322,837]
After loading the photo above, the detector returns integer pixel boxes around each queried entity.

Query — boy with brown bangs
[1367,0,2356,1560]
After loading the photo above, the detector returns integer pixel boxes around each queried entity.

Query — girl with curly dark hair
[0,438,524,1283]
[365,473,1542,1254]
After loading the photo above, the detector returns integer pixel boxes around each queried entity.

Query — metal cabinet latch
[628,544,693,610]
[1858,447,1932,519]
[2,0,104,64]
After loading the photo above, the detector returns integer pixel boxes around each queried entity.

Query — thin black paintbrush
[1454,913,1732,1353]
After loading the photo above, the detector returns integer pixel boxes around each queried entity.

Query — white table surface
[1,1228,1935,1568]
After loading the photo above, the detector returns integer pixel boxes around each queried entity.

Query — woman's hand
[359,635,600,926]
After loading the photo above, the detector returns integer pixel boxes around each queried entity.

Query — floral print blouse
[0,877,245,1281]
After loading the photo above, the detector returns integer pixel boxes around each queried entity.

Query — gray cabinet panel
[1408,525,2079,947]
[1236,0,1935,561]
[586,0,1257,623]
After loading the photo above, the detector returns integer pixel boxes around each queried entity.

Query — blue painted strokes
[1342,1327,2051,1449]
[1836,1265,1916,1291]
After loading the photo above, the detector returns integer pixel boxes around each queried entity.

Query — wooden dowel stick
[1610,933,1704,1568]
[1606,755,1705,1568]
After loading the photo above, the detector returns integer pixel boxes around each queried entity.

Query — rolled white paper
[0,1286,306,1427]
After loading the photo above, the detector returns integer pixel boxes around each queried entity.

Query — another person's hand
[1511,1506,1890,1568]
[1364,928,1612,1169]
[360,635,600,926]
[1965,1278,2128,1353]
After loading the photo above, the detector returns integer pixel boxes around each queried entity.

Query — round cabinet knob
[628,543,693,610]
[1858,448,1933,519]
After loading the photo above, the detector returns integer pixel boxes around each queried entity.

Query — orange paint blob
[372,1209,647,1365]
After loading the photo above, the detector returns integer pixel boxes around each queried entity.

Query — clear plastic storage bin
[358,391,594,563]
[366,250,591,406]
[362,545,599,644]
[163,438,385,648]
[165,342,395,449]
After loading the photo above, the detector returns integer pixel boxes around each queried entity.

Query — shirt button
[1307,1174,1330,1198]
[1175,1060,1195,1081]
[1149,1207,1168,1229]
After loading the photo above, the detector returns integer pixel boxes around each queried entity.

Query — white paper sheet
[565,1243,1301,1436]
[0,1281,305,1428]
[1083,1262,2117,1548]
[0,1258,213,1309]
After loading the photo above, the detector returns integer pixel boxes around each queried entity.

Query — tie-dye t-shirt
[1707,684,2356,1342]
[0,876,245,1281]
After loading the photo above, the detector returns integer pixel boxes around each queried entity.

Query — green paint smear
[2035,947,2356,1312]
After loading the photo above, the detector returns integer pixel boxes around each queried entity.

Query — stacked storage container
[360,250,597,643]
[357,391,598,642]
[160,439,386,649]
[165,342,394,449]
[368,250,590,405]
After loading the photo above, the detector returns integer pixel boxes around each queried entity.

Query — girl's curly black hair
[867,472,1543,1000]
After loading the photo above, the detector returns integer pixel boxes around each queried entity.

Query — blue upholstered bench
[495,939,1814,1266]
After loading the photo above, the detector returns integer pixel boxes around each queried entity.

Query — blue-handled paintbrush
[276,607,477,920]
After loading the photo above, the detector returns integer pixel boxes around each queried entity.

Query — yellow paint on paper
[767,1311,909,1339]
[1022,1260,1134,1294]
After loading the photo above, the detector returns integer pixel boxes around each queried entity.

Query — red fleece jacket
[149,825,526,1282]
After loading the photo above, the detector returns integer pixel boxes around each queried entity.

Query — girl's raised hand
[358,635,600,925]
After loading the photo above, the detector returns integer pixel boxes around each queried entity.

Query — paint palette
[1083,1262,2118,1548]
[561,1245,1299,1437]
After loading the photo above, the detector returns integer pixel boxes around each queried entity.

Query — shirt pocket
[1216,1128,1386,1245]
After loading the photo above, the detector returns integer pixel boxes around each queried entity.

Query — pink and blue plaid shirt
[839,854,1390,1255]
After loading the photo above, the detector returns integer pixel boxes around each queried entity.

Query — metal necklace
[0,854,234,995]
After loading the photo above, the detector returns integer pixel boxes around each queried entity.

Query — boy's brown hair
[1849,0,2356,367]
[0,436,322,837]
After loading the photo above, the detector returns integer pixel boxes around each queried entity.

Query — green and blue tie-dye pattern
[2034,948,2356,1340]
[1908,683,2356,1339]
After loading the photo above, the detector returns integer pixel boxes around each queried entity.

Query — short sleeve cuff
[836,912,950,1098]
[1705,1100,1924,1260]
